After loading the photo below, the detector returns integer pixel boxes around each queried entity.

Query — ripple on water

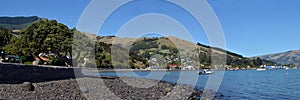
[96,69,300,99]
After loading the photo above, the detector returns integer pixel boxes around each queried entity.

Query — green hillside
[0,16,43,30]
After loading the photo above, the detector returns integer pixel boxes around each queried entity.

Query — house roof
[169,64,179,67]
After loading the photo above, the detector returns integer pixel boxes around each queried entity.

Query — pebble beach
[0,76,204,100]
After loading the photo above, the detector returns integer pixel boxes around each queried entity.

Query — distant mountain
[0,16,45,30]
[258,50,300,66]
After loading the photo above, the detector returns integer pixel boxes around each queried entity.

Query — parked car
[1,55,20,63]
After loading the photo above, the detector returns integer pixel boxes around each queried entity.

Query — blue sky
[1,0,300,57]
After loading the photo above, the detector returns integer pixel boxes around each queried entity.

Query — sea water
[91,69,300,99]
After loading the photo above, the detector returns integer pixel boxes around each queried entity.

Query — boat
[257,68,266,71]
[198,69,214,75]
[285,67,289,70]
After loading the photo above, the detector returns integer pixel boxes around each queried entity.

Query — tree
[161,45,168,49]
[0,28,12,48]
[72,30,95,67]
[253,57,263,66]
[3,20,74,64]
[95,42,112,68]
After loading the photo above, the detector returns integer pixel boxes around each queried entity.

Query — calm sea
[90,69,300,99]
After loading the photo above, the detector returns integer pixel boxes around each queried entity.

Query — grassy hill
[97,36,247,59]
[95,35,276,69]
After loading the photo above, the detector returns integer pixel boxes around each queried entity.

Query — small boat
[285,67,289,70]
[198,69,214,75]
[257,68,266,71]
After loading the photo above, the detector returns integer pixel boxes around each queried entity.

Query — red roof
[169,64,179,67]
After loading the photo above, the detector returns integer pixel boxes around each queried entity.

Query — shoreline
[0,63,227,99]
[3,62,285,72]
[0,63,205,99]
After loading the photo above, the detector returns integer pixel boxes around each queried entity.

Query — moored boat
[198,69,214,75]
[257,68,266,71]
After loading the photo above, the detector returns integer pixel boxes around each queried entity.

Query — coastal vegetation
[0,16,278,69]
